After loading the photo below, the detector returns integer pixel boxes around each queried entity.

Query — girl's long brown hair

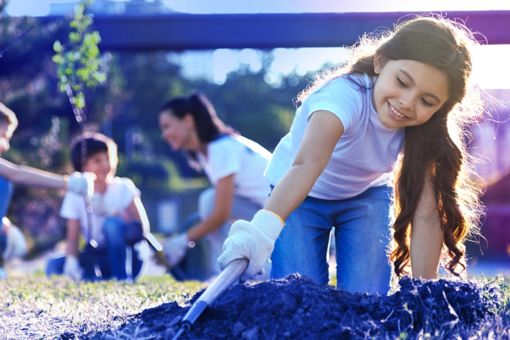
[298,16,484,277]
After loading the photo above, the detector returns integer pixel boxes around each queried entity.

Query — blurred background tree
[0,0,321,253]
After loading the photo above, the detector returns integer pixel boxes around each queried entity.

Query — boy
[0,102,93,278]
[46,132,151,281]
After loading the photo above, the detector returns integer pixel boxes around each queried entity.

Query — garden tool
[172,258,249,340]
[144,232,175,270]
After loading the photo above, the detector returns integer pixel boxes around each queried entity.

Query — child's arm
[187,174,235,242]
[410,175,444,279]
[63,218,82,281]
[65,219,80,257]
[265,110,344,219]
[0,158,93,196]
[218,110,345,276]
[0,157,66,188]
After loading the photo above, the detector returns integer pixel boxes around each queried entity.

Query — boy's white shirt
[265,74,405,200]
[60,176,140,246]
[197,135,271,206]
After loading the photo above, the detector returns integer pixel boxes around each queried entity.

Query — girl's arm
[0,157,67,189]
[410,175,444,279]
[265,110,344,220]
[187,174,235,242]
[65,219,81,257]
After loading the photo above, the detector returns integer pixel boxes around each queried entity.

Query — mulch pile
[86,275,508,339]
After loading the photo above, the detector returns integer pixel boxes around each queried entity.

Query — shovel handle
[199,258,249,304]
[180,258,248,327]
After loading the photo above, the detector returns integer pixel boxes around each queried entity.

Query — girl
[218,16,484,294]
[159,92,272,278]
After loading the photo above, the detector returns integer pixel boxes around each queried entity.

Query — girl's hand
[217,209,284,277]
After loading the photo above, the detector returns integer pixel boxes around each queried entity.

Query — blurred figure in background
[46,132,150,282]
[0,102,93,279]
[0,217,27,279]
[158,92,271,279]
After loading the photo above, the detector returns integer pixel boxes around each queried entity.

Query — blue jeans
[271,185,393,294]
[46,216,144,281]
[0,176,13,258]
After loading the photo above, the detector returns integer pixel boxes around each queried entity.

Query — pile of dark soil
[87,275,508,339]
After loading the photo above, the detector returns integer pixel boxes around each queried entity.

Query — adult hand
[67,172,95,198]
[217,209,284,277]
[63,255,82,281]
[2,223,27,261]
[163,233,193,267]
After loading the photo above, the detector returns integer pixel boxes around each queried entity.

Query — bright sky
[7,0,510,17]
[5,0,510,88]
[163,0,510,14]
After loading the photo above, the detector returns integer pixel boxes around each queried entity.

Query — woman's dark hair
[159,92,233,167]
[70,132,118,172]
[160,92,231,144]
[298,16,484,277]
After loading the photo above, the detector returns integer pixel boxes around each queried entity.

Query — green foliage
[52,0,106,116]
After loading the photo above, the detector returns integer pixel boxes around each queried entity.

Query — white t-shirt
[60,177,140,245]
[266,73,405,200]
[197,135,271,206]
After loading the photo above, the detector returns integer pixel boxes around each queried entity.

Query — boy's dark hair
[70,132,118,171]
[0,102,18,135]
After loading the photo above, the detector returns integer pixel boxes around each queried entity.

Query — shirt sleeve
[60,192,82,220]
[207,138,241,183]
[304,77,364,134]
[118,178,141,208]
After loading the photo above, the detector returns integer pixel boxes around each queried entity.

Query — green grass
[0,274,203,339]
[0,274,508,339]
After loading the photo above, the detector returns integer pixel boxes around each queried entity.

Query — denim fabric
[271,185,393,294]
[46,216,143,281]
[0,176,13,258]
[0,232,6,257]
[198,188,263,277]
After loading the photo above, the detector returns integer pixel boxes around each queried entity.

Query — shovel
[172,258,249,340]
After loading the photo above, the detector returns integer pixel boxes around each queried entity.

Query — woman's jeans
[46,216,143,281]
[271,185,393,294]
[0,176,13,260]
[199,188,262,277]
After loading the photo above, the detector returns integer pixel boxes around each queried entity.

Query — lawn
[0,275,203,339]
[0,274,508,339]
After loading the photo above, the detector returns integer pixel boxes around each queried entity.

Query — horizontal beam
[46,11,510,51]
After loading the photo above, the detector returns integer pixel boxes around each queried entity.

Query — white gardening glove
[63,255,82,281]
[163,233,193,267]
[67,172,95,198]
[2,224,27,261]
[217,209,284,277]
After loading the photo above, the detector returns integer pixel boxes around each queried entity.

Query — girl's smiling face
[372,56,449,129]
